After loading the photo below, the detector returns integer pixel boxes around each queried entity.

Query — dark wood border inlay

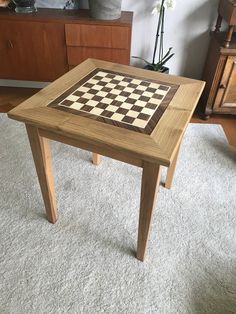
[48,68,179,134]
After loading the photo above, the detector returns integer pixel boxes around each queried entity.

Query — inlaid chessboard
[48,69,179,134]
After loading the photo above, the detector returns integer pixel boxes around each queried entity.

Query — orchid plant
[134,0,176,72]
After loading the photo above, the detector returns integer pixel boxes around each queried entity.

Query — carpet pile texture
[0,114,236,313]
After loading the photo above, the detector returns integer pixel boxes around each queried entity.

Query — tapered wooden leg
[137,162,162,261]
[92,153,101,165]
[26,125,57,224]
[165,143,181,189]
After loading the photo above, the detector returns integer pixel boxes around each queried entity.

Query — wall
[0,0,220,87]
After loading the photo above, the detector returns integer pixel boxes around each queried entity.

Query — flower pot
[12,0,37,13]
[88,0,122,20]
[144,65,169,74]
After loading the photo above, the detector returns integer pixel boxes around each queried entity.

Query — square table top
[8,59,205,166]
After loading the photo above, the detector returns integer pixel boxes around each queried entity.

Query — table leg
[26,125,57,224]
[165,143,181,189]
[92,153,101,165]
[137,162,162,261]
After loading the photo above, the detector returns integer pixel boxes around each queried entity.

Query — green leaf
[132,56,153,66]
[161,48,173,61]
[159,53,174,67]
[132,48,174,72]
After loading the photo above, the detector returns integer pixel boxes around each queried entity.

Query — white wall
[0,0,219,87]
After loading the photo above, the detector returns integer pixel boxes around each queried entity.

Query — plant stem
[158,5,165,63]
[152,0,165,65]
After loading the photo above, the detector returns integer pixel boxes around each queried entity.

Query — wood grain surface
[8,58,205,167]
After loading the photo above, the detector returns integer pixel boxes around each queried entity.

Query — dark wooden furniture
[201,0,236,117]
[217,0,236,47]
[0,8,133,81]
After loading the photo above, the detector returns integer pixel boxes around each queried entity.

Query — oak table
[8,59,205,261]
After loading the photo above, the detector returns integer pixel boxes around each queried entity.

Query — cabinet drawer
[112,27,130,49]
[65,24,129,49]
[65,24,111,48]
[0,20,68,81]
[67,47,130,65]
[67,47,112,64]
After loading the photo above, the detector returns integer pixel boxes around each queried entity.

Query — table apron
[38,128,144,168]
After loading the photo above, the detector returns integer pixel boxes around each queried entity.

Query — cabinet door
[0,20,68,81]
[66,24,112,48]
[214,56,236,114]
[65,24,130,49]
[65,24,131,66]
[67,47,130,66]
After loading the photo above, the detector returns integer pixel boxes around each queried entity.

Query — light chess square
[48,69,179,134]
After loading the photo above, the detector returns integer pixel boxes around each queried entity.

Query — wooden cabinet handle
[7,40,14,49]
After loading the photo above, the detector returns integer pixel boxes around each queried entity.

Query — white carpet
[0,113,236,314]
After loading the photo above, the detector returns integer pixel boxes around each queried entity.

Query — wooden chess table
[8,59,205,261]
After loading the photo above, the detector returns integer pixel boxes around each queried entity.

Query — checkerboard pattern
[48,69,178,134]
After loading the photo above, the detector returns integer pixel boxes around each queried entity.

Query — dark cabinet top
[0,8,133,26]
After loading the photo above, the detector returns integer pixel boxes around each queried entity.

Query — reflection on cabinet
[0,8,133,82]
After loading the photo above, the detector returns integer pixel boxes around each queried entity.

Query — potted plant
[133,0,176,73]
[88,0,122,20]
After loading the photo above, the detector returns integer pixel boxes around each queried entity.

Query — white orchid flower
[166,0,176,9]
[152,0,176,14]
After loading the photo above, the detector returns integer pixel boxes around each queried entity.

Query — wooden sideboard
[0,8,133,82]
